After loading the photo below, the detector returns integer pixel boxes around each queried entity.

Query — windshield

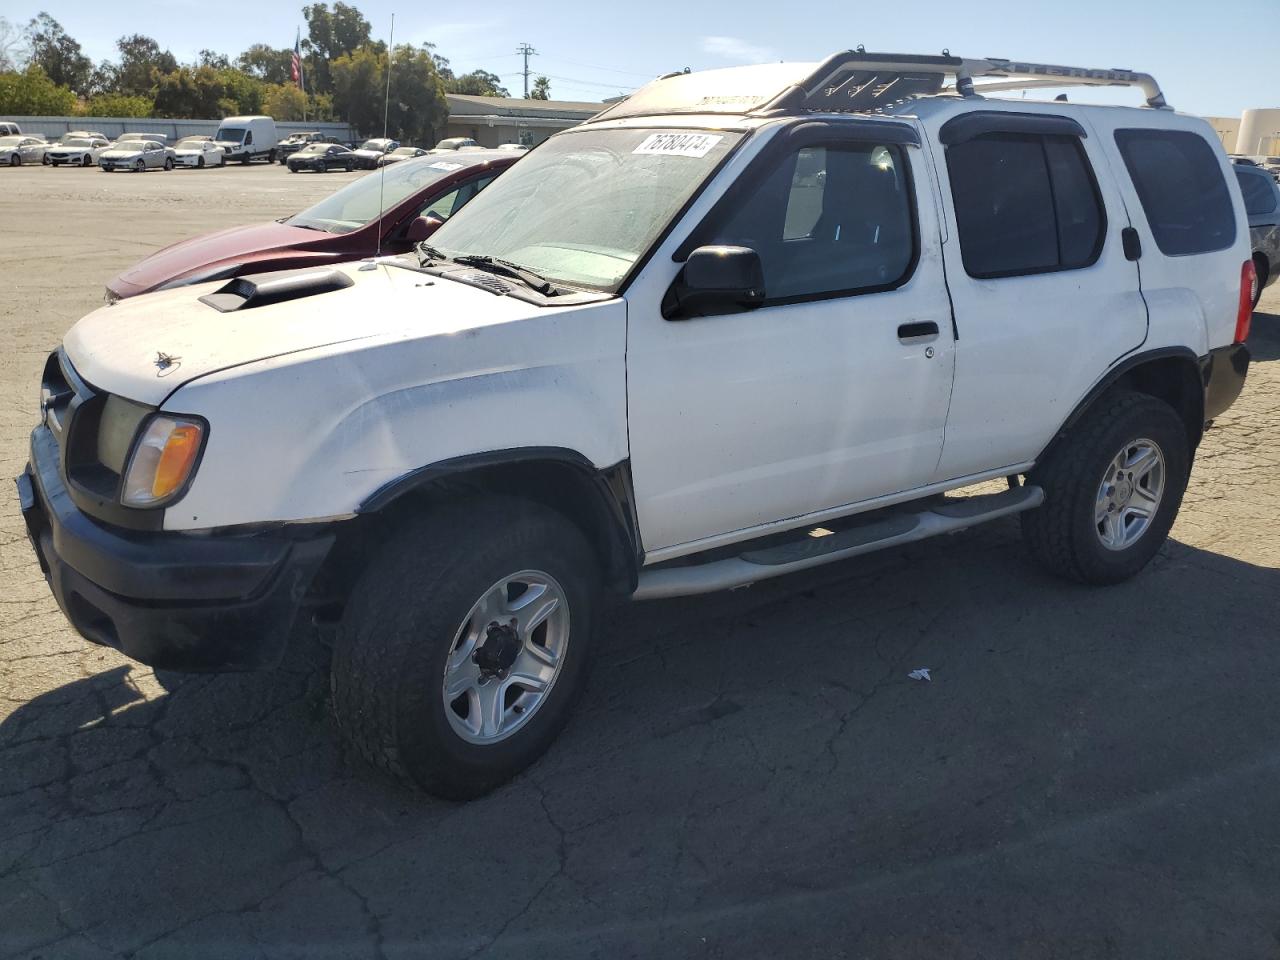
[176,138,206,148]
[287,158,469,233]
[0,136,22,146]
[427,127,742,291]
[112,140,146,151]
[217,127,246,143]
[59,138,92,147]
[359,139,390,151]
[298,144,328,154]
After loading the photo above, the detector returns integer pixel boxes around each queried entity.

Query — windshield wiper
[449,255,558,296]
[418,244,450,266]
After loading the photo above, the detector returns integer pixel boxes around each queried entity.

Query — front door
[626,122,956,558]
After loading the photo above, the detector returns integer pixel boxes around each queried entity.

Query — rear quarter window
[1114,129,1235,256]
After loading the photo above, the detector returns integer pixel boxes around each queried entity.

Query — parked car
[287,143,356,173]
[99,139,173,172]
[60,129,109,143]
[106,151,516,299]
[118,132,165,144]
[44,136,110,167]
[377,146,429,166]
[0,121,21,136]
[172,136,226,168]
[431,137,479,152]
[1234,161,1280,304]
[21,53,1255,801]
[0,135,47,166]
[496,142,529,152]
[277,132,343,163]
[214,115,278,163]
[351,137,399,168]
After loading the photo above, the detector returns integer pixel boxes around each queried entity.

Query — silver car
[1,136,48,167]
[99,139,174,173]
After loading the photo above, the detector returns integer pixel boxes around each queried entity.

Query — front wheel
[81,154,92,167]
[197,156,205,169]
[1021,390,1190,585]
[332,497,599,799]
[133,159,145,172]
[10,154,20,166]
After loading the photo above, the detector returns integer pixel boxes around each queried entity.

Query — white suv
[19,52,1255,798]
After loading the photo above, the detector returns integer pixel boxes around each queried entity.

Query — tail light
[1236,259,1256,344]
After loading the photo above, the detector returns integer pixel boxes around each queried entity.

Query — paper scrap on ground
[907,668,931,682]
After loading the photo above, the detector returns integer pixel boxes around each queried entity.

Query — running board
[632,485,1044,600]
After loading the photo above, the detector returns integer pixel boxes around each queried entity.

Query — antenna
[373,13,395,263]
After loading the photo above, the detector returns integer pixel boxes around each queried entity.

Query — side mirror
[664,245,765,320]
[405,213,445,243]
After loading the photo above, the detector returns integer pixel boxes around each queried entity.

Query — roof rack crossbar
[750,50,1169,114]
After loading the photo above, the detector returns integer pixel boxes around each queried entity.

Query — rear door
[925,107,1148,480]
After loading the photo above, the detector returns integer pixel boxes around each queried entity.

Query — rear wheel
[41,153,49,165]
[240,154,250,164]
[163,157,174,171]
[10,154,20,166]
[332,497,599,799]
[1021,390,1190,585]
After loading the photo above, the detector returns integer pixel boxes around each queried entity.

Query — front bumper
[17,425,334,672]
[100,159,140,171]
[1202,342,1250,422]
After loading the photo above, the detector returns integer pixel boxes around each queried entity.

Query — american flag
[291,30,302,89]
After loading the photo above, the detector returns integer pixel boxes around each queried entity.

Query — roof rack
[753,50,1168,115]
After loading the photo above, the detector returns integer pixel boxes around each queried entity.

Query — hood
[110,222,344,297]
[352,149,381,158]
[101,148,143,159]
[63,261,574,407]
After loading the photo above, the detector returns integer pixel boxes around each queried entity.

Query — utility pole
[517,42,536,98]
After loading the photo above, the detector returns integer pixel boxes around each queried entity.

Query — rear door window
[946,132,1104,278]
[1114,129,1235,255]
[1236,168,1278,217]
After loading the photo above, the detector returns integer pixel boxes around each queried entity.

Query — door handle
[897,321,939,341]
[1122,227,1142,261]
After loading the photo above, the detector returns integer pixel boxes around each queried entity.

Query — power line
[516,42,536,98]
[540,56,660,79]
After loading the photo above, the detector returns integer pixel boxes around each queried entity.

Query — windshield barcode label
[633,133,723,158]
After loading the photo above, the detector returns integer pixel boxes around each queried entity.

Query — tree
[0,64,76,115]
[25,13,91,93]
[263,82,307,121]
[152,65,262,118]
[112,34,178,97]
[236,44,294,86]
[302,2,375,94]
[447,69,509,97]
[332,43,446,145]
[530,75,550,100]
[196,49,230,70]
[81,92,152,117]
[0,17,30,73]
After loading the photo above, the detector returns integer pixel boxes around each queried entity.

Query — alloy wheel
[1095,438,1165,551]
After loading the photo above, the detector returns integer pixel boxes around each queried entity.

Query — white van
[213,116,279,164]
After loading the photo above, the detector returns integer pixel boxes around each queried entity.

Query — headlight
[121,415,207,507]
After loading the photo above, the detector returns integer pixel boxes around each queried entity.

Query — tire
[163,157,174,171]
[1252,256,1266,308]
[10,154,19,166]
[240,154,250,164]
[268,149,276,163]
[1021,389,1190,585]
[197,156,205,169]
[345,162,353,172]
[134,159,145,172]
[81,154,92,167]
[41,153,49,165]
[332,496,600,799]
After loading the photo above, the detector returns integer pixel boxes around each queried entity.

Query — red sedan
[105,151,519,301]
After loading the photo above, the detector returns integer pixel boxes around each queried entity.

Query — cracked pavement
[3,165,1280,958]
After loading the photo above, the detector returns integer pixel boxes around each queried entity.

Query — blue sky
[9,0,1277,116]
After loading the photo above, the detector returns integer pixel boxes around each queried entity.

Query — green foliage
[447,69,509,98]
[111,34,178,98]
[332,43,446,146]
[236,44,294,86]
[530,75,550,100]
[81,92,153,117]
[263,82,307,121]
[302,2,375,95]
[0,64,76,115]
[152,65,263,118]
[26,13,92,94]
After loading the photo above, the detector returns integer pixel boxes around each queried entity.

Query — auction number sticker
[632,133,723,158]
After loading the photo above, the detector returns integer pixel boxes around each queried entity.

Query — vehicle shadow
[3,520,1280,959]
[1247,307,1280,361]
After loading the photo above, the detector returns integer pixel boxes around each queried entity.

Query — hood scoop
[199,267,354,313]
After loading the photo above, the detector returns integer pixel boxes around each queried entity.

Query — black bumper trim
[18,426,334,672]
[1202,342,1250,422]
